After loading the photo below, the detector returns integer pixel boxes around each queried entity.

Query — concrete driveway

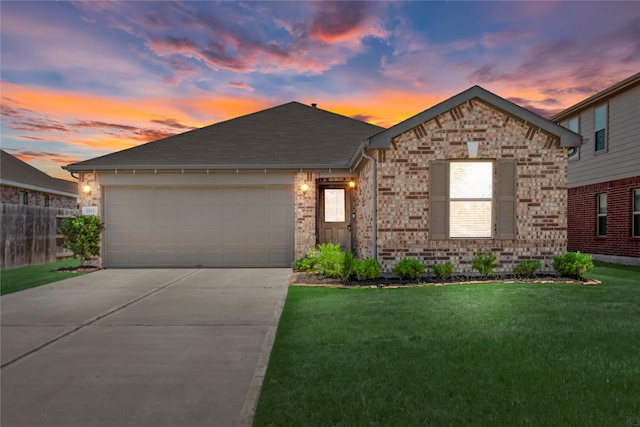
[1,268,291,427]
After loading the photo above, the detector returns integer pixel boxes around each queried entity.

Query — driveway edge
[236,282,290,427]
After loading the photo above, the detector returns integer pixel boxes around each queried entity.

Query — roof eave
[63,163,356,173]
[552,72,640,121]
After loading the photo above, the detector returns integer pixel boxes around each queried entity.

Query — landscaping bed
[291,271,601,287]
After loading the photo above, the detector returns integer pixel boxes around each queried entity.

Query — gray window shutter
[429,160,448,240]
[497,159,516,239]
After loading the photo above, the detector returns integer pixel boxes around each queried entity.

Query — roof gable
[65,102,384,172]
[1,150,77,196]
[366,86,582,149]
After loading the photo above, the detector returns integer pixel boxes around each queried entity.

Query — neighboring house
[1,150,78,208]
[1,150,78,269]
[553,73,640,266]
[64,87,581,273]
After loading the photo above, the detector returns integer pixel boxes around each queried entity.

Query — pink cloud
[228,82,255,92]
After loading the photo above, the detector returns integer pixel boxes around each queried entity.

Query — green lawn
[254,262,640,426]
[0,259,83,296]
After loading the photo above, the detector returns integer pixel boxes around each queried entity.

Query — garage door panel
[105,186,293,267]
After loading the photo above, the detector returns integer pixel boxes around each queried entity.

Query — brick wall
[568,176,640,258]
[1,184,77,209]
[374,99,568,274]
[353,156,374,259]
[294,172,317,259]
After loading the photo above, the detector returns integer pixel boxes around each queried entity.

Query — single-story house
[1,150,78,269]
[1,150,77,208]
[64,86,581,273]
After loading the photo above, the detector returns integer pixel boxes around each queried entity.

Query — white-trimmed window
[19,191,28,205]
[597,193,607,237]
[430,159,516,241]
[567,116,580,159]
[324,189,345,222]
[594,105,607,152]
[449,161,493,238]
[633,189,640,238]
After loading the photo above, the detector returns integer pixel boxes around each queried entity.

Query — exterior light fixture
[300,183,309,192]
[467,140,479,158]
[82,184,92,194]
[348,180,356,188]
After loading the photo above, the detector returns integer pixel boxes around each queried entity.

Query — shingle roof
[366,85,582,149]
[1,150,77,196]
[64,102,384,172]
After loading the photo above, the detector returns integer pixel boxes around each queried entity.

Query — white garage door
[104,187,293,267]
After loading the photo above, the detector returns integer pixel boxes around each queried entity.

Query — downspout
[360,149,378,261]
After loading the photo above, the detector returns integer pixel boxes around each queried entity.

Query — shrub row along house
[553,72,640,265]
[65,85,585,273]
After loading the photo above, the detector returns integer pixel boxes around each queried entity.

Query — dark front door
[318,185,352,252]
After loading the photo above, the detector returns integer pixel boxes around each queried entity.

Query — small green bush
[59,215,105,265]
[552,252,594,279]
[471,252,500,278]
[354,258,382,281]
[314,243,345,278]
[292,248,320,271]
[432,261,454,279]
[393,258,425,280]
[513,260,541,279]
[339,252,357,283]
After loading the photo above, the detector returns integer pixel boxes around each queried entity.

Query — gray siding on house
[564,84,640,188]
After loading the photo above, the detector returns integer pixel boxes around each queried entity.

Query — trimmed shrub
[552,252,594,279]
[354,258,382,281]
[471,252,500,278]
[339,252,357,283]
[513,260,541,279]
[393,258,426,280]
[292,248,320,271]
[59,215,105,265]
[432,261,454,280]
[314,243,345,278]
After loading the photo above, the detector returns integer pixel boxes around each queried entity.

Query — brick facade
[294,172,317,259]
[1,184,77,209]
[368,99,568,274]
[354,156,375,259]
[568,176,640,260]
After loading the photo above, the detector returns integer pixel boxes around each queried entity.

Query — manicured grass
[0,259,83,296]
[254,263,640,426]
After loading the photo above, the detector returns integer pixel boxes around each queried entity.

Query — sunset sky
[1,1,638,179]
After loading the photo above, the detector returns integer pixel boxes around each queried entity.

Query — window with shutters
[449,162,493,238]
[429,159,516,240]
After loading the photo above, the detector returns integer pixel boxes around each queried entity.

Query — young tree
[59,215,105,266]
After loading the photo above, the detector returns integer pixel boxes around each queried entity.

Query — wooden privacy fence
[1,204,78,269]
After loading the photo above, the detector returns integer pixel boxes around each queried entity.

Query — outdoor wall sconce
[348,180,356,188]
[82,184,92,194]
[467,140,480,158]
[300,183,310,192]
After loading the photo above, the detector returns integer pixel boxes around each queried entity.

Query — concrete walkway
[1,268,291,427]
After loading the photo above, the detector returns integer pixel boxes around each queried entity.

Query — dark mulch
[53,266,101,273]
[291,272,598,287]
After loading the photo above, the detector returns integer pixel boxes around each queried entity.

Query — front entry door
[318,185,352,252]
